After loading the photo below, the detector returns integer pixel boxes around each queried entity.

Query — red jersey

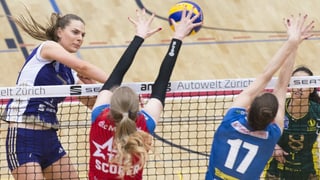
[89,105,153,180]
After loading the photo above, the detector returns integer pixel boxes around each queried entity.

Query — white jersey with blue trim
[4,41,78,128]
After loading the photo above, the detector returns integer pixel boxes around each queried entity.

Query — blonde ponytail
[109,86,152,175]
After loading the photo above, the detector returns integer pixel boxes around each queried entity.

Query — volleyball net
[0,77,319,179]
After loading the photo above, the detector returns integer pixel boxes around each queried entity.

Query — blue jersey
[4,42,77,128]
[206,107,281,180]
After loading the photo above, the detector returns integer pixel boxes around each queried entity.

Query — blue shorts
[6,127,66,171]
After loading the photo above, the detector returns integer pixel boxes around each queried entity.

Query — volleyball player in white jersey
[3,9,108,179]
[205,14,314,180]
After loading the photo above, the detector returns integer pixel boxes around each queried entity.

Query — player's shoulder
[42,40,58,47]
[40,40,65,54]
[309,100,320,116]
[310,100,320,107]
[135,111,148,124]
[225,107,247,117]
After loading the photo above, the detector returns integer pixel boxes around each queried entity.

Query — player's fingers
[148,27,162,37]
[190,11,201,22]
[147,13,156,25]
[192,22,203,29]
[128,16,137,26]
[170,18,177,26]
[181,6,187,18]
[303,20,315,32]
[283,18,289,29]
[141,8,146,15]
[185,7,194,19]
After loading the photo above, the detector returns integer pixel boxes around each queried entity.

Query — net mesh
[0,77,319,179]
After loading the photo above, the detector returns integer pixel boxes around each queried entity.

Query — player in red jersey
[89,8,202,180]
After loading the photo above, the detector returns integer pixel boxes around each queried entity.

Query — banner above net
[0,76,319,98]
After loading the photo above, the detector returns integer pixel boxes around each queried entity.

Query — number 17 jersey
[205,107,281,180]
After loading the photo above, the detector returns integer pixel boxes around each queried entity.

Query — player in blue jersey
[205,14,315,180]
[3,8,108,180]
[89,8,202,180]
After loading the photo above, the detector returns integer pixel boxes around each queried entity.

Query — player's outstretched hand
[170,7,203,40]
[128,9,162,39]
[284,13,314,44]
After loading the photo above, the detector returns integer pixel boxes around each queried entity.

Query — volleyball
[168,1,203,35]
